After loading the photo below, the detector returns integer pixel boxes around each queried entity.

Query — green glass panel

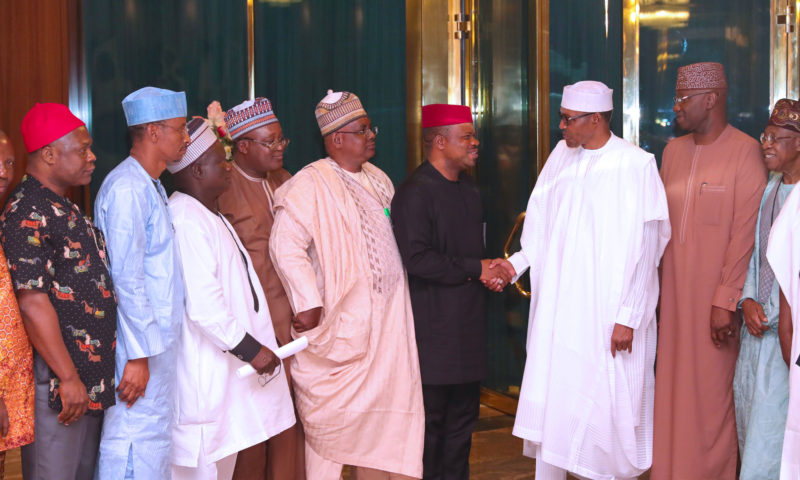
[638,1,770,164]
[253,0,407,183]
[83,0,248,198]
[473,0,534,397]
[549,0,624,146]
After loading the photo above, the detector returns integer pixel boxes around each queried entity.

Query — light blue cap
[122,87,187,126]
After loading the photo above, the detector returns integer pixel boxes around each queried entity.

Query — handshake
[479,258,517,293]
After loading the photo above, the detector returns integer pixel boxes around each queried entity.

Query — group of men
[491,62,800,480]
[0,58,799,480]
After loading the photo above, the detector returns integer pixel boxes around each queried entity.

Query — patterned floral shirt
[1,175,117,414]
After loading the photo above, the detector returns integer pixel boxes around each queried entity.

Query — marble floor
[3,405,651,479]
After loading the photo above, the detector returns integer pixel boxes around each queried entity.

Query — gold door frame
[406,0,550,175]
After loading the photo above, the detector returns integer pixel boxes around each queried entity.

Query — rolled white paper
[236,336,309,379]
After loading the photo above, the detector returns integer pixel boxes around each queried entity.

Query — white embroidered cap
[561,81,613,112]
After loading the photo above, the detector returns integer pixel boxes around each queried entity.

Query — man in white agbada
[492,81,671,480]
[167,117,296,480]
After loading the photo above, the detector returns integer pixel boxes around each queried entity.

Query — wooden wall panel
[0,0,79,204]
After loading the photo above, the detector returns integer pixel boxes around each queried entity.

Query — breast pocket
[696,184,727,226]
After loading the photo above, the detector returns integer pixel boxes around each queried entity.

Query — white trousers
[171,449,237,480]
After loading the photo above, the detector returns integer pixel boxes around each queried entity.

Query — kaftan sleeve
[739,246,758,306]
[96,186,165,359]
[616,221,660,330]
[712,143,766,311]
[172,214,247,352]
[391,183,482,284]
[269,203,323,315]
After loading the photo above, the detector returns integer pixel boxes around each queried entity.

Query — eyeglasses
[673,91,713,104]
[338,126,379,137]
[760,132,796,144]
[559,112,594,126]
[157,122,189,135]
[257,362,282,387]
[241,137,290,150]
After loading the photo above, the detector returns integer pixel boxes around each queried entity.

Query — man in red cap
[391,104,508,479]
[1,103,117,480]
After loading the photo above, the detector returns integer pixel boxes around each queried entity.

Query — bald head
[0,130,15,196]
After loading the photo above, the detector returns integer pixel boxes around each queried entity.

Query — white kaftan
[508,135,670,479]
[168,192,295,471]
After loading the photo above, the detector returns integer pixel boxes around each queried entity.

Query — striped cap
[224,97,278,140]
[167,117,219,173]
[315,90,367,136]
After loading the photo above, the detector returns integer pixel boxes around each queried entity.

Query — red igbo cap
[422,104,472,129]
[21,103,86,153]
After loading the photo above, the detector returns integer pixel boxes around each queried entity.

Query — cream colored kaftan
[269,158,424,478]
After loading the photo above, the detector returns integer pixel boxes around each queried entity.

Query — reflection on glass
[637,0,770,164]
[473,0,534,398]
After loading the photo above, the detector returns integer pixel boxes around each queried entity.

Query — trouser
[421,382,481,480]
[22,353,103,480]
[171,448,237,480]
[304,440,417,480]
[232,358,306,480]
[230,424,305,480]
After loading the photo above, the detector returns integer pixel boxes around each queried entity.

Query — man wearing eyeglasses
[491,80,670,480]
[94,87,190,479]
[764,99,800,480]
[653,62,767,480]
[168,117,295,480]
[269,90,424,479]
[216,97,305,480]
[731,98,800,480]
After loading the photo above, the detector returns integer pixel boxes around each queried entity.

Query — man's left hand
[710,306,738,348]
[610,323,633,358]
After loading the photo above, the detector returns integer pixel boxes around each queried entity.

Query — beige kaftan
[269,158,424,479]
[654,125,766,480]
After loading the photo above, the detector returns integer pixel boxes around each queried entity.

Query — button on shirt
[1,175,117,413]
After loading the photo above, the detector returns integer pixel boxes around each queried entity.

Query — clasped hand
[478,258,516,292]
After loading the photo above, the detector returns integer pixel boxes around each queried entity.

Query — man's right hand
[57,375,89,425]
[116,357,149,408]
[250,346,281,376]
[292,307,322,333]
[741,298,770,338]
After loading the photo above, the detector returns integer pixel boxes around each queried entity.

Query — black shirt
[391,161,487,385]
[1,175,117,413]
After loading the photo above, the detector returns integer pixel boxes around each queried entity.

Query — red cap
[21,103,86,153]
[421,104,472,129]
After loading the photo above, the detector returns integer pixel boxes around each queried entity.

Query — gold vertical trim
[406,0,423,172]
[247,0,255,100]
[535,0,550,173]
[622,0,640,145]
[466,0,476,113]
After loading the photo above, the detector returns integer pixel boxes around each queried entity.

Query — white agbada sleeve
[766,184,800,480]
[173,209,248,351]
[615,221,661,330]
